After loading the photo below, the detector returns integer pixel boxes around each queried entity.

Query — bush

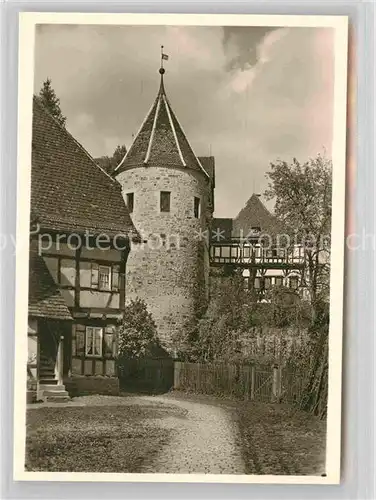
[118,298,160,358]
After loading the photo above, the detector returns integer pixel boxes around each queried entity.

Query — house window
[194,197,201,218]
[98,265,111,291]
[160,191,171,212]
[85,327,103,357]
[254,277,261,289]
[289,276,299,289]
[243,277,249,291]
[275,277,283,287]
[126,193,134,213]
[264,277,271,290]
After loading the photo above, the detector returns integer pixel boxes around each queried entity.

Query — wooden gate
[118,357,174,394]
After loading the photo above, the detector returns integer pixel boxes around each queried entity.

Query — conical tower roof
[115,70,209,178]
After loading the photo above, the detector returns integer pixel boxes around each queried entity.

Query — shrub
[118,298,159,358]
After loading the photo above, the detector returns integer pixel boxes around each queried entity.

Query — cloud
[222,26,276,69]
[227,28,290,94]
[34,25,334,218]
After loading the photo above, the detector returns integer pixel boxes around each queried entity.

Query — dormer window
[194,197,201,218]
[126,192,134,213]
[160,191,171,212]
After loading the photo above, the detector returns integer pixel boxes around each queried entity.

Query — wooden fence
[174,361,307,403]
[117,357,308,403]
[118,357,174,394]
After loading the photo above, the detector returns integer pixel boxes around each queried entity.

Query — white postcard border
[14,12,348,485]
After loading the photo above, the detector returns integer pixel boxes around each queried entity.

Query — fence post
[272,364,281,402]
[244,366,249,401]
[278,365,283,399]
[250,364,256,401]
[174,361,181,390]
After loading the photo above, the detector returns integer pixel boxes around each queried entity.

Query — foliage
[264,154,332,416]
[38,78,66,127]
[118,298,159,358]
[95,144,127,176]
[237,401,326,474]
[264,153,332,322]
[176,275,309,364]
[112,144,127,167]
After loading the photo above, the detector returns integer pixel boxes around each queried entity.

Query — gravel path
[138,395,246,474]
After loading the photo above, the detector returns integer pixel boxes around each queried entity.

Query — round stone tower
[115,67,213,351]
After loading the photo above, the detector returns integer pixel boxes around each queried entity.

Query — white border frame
[13,11,348,485]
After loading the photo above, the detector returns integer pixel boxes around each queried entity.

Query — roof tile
[32,97,138,239]
[116,76,209,178]
[29,247,72,321]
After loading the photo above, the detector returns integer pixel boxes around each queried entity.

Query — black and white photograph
[14,13,348,483]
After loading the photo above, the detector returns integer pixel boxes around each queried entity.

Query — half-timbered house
[27,97,139,402]
[210,193,305,299]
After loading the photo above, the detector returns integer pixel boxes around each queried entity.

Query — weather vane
[160,45,169,74]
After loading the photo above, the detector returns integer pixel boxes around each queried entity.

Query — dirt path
[137,395,245,474]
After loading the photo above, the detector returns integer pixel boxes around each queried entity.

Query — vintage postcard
[14,13,348,483]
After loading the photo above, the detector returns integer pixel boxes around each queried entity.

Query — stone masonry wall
[116,166,211,351]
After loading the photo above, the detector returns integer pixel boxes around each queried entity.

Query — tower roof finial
[159,45,168,94]
[114,47,209,179]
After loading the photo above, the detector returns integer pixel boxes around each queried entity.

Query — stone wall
[116,166,211,350]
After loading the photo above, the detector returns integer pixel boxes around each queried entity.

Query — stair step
[38,384,65,391]
[42,390,69,397]
[45,395,70,403]
[39,378,58,385]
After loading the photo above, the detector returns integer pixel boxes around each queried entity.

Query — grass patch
[165,391,326,476]
[236,402,326,475]
[26,404,171,472]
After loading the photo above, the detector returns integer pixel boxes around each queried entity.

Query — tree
[118,298,159,358]
[112,145,127,168]
[264,153,332,325]
[95,144,127,176]
[264,153,332,417]
[38,78,66,127]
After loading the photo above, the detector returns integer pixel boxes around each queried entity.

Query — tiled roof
[233,194,285,237]
[115,75,209,178]
[198,156,215,187]
[29,247,72,321]
[31,96,139,239]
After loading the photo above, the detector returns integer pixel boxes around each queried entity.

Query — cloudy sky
[34,24,334,218]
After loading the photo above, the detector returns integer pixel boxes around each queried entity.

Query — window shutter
[75,325,85,355]
[71,325,76,356]
[112,265,120,291]
[91,263,99,288]
[104,326,116,358]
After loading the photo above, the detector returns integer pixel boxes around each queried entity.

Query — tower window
[160,191,171,212]
[126,193,134,213]
[194,197,201,218]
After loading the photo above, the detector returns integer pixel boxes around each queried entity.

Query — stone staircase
[37,353,70,403]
